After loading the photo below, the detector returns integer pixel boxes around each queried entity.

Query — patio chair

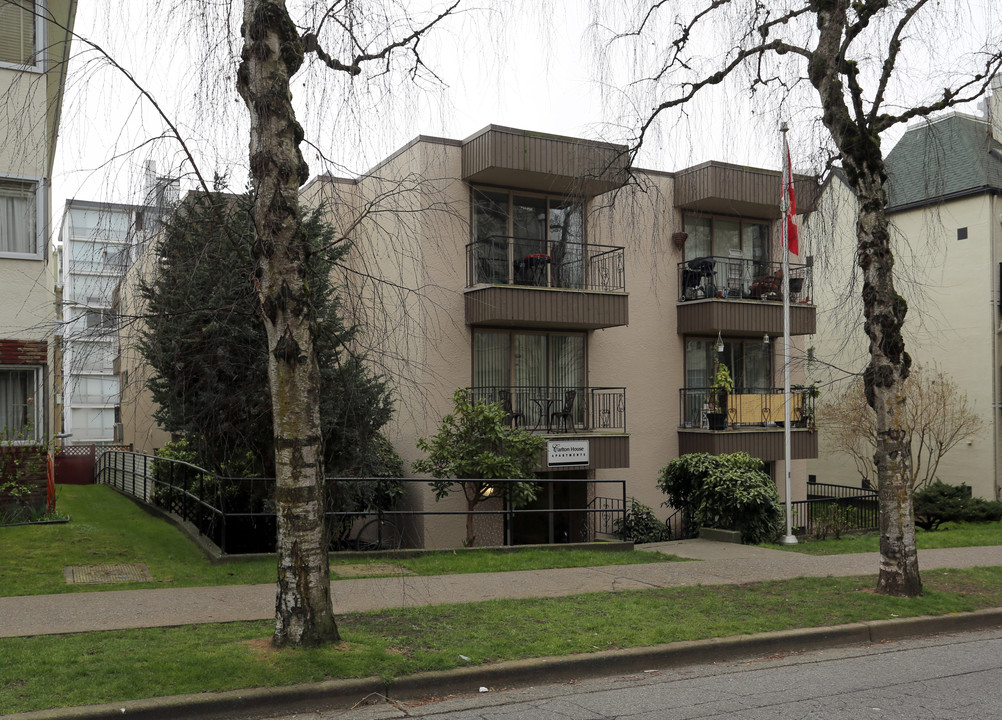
[498,389,524,428]
[550,390,577,433]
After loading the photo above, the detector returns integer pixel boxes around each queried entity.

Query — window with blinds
[0,1,36,66]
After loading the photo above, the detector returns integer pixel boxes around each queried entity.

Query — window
[70,375,119,405]
[473,329,586,426]
[474,329,585,392]
[683,215,770,263]
[0,179,38,256]
[0,367,41,440]
[0,1,36,66]
[471,189,584,287]
[70,407,115,441]
[685,338,772,391]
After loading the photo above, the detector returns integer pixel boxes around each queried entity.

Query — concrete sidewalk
[3,540,1002,638]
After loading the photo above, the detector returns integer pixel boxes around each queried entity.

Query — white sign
[547,440,590,467]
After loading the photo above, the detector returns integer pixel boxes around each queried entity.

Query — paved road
[261,627,1002,719]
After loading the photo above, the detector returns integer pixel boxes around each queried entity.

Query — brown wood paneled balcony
[677,386,818,460]
[674,160,818,218]
[676,256,816,336]
[465,237,628,329]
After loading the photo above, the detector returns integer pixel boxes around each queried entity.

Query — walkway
[3,540,1002,638]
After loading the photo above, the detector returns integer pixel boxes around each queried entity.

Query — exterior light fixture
[763,334,770,345]
[716,332,724,353]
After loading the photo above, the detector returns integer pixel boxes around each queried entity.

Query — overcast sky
[50,0,997,224]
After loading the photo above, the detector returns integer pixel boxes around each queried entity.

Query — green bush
[614,499,672,543]
[914,480,1002,531]
[657,452,783,544]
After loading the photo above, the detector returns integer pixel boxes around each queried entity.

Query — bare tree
[598,0,1002,596]
[821,364,984,490]
[234,0,458,647]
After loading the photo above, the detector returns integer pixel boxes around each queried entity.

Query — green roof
[885,113,1002,210]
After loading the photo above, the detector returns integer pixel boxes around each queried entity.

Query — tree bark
[237,0,340,645]
[808,0,921,596]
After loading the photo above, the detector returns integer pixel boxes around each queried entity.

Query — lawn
[764,521,1002,555]
[3,566,1002,714]
[0,484,677,597]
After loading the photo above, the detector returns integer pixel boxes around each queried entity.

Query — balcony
[465,237,628,330]
[471,385,630,471]
[677,387,818,460]
[676,256,816,336]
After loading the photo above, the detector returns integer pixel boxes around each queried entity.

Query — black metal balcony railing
[678,256,812,303]
[472,386,626,433]
[467,236,625,292]
[678,387,814,430]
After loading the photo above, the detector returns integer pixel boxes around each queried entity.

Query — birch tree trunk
[237,0,339,646]
[809,1,920,596]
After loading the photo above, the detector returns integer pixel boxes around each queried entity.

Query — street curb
[8,609,1002,720]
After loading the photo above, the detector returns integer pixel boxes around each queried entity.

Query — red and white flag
[784,141,799,256]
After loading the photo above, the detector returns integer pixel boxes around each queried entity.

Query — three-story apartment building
[300,125,819,547]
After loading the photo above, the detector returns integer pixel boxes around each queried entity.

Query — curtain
[473,332,510,403]
[0,370,32,435]
[0,181,35,254]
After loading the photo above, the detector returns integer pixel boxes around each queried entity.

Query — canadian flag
[784,142,799,256]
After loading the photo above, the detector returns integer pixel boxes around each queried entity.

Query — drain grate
[64,563,153,585]
[333,562,414,578]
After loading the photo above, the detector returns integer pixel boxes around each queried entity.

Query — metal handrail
[677,255,812,303]
[467,235,626,292]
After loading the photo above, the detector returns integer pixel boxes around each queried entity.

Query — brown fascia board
[461,124,629,154]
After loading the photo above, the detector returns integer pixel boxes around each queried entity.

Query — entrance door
[510,473,590,545]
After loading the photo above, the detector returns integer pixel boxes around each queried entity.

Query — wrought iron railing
[94,451,627,554]
[677,255,812,303]
[467,235,625,292]
[588,495,626,538]
[678,387,814,430]
[472,385,627,433]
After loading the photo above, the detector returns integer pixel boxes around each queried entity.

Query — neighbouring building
[0,0,75,444]
[56,200,142,445]
[808,78,1002,501]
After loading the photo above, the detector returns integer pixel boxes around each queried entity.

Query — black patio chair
[550,390,577,433]
[498,389,524,428]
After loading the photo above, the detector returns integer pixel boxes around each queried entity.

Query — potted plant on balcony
[707,363,733,430]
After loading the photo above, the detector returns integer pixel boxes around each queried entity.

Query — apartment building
[808,81,1002,501]
[298,125,819,546]
[56,200,143,445]
[0,0,75,442]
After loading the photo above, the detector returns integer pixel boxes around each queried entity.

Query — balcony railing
[467,236,625,292]
[678,256,812,303]
[472,385,626,433]
[679,387,814,430]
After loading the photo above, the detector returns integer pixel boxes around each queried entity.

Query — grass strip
[2,566,1002,714]
[765,521,1002,555]
[0,485,675,597]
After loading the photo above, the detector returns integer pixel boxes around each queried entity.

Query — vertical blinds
[0,1,35,66]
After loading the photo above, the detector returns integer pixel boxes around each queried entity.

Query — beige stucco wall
[115,238,170,455]
[807,177,999,499]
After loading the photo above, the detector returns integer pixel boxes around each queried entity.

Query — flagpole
[780,121,797,546]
